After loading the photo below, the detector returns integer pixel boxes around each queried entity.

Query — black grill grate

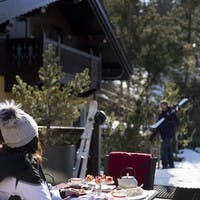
[173,187,200,200]
[154,185,200,200]
[154,185,176,199]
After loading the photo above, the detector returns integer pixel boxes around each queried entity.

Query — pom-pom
[0,100,22,127]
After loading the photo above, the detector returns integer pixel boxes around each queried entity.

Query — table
[51,188,159,200]
[51,180,160,200]
[91,189,158,200]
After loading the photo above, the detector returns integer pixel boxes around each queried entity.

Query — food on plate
[68,184,82,189]
[95,175,103,184]
[111,191,126,199]
[60,188,86,198]
[111,187,143,197]
[85,174,94,182]
[124,187,143,196]
[105,176,114,184]
[100,174,106,180]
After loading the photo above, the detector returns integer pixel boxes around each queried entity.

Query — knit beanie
[160,99,168,105]
[0,100,38,148]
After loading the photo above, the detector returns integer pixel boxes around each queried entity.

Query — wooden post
[87,123,100,176]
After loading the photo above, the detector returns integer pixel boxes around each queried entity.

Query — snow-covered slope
[154,148,200,188]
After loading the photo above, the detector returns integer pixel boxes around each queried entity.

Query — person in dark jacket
[150,100,179,169]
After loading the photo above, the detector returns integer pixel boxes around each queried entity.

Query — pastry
[85,174,94,182]
[95,176,103,184]
[105,176,114,184]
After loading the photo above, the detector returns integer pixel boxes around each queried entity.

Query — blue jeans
[161,138,174,168]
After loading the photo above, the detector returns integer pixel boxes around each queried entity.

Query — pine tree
[12,45,91,140]
[101,0,200,151]
[155,0,173,15]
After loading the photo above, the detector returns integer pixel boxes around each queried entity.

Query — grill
[154,185,200,200]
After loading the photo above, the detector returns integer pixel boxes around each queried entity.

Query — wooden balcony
[4,37,101,91]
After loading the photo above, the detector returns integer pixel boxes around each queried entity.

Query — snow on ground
[154,148,200,188]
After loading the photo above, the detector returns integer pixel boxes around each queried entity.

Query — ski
[150,118,165,129]
[150,98,188,129]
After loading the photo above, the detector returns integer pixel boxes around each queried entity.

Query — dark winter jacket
[150,106,179,141]
[0,146,45,185]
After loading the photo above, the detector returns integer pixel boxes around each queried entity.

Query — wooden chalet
[0,0,132,99]
[0,0,133,179]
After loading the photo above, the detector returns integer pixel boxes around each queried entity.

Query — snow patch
[154,148,200,188]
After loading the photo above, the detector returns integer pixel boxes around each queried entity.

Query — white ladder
[72,100,98,178]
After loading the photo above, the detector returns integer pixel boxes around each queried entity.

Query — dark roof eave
[88,0,132,80]
[0,0,57,24]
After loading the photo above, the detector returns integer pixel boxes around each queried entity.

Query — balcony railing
[6,38,43,74]
[43,35,101,90]
[5,37,101,91]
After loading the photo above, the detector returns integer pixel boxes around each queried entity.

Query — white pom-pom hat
[0,100,38,148]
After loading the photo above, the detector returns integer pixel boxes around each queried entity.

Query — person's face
[160,103,168,111]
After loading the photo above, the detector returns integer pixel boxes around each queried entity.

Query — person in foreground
[149,100,179,169]
[0,100,54,200]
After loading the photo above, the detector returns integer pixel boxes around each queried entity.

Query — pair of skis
[150,98,189,129]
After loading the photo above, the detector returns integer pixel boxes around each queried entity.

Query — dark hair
[8,195,22,200]
[0,129,3,144]
[2,136,43,162]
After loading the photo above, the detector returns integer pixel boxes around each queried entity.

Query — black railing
[5,38,43,91]
[6,38,43,74]
[44,36,101,89]
[5,37,101,91]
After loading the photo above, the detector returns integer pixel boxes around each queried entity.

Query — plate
[105,180,115,185]
[110,190,148,200]
[126,191,149,200]
[83,179,96,185]
[101,184,116,192]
